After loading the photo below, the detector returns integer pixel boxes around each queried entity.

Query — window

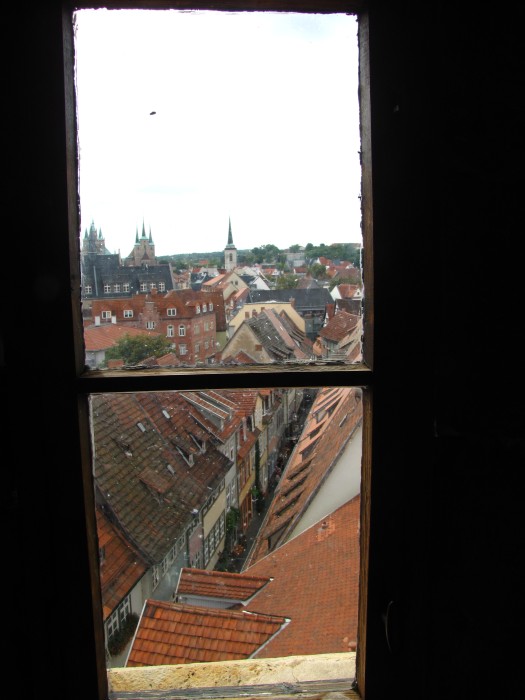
[103,284,111,293]
[140,282,147,292]
[167,307,176,316]
[196,304,200,313]
[101,310,111,320]
[167,324,174,337]
[123,309,133,318]
[202,303,207,312]
[123,282,130,292]
[68,2,370,697]
[146,320,155,329]
[113,283,120,292]
[159,282,165,291]
[84,284,92,294]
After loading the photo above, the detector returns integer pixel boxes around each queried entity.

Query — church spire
[224,217,237,272]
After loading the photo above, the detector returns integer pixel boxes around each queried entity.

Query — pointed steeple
[227,217,234,246]
[224,217,237,272]
[135,226,139,243]
[149,225,153,243]
[141,219,146,238]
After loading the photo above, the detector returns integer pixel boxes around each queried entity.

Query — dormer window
[176,446,194,467]
[191,434,206,453]
[167,308,177,316]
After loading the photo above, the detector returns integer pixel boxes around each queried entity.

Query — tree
[276,274,299,289]
[310,263,328,280]
[104,334,172,366]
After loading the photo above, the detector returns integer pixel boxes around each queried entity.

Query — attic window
[177,446,194,467]
[190,434,206,453]
[136,422,146,432]
[162,409,171,419]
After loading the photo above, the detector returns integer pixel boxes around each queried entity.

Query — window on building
[178,324,186,336]
[123,283,130,292]
[103,284,111,293]
[84,284,92,294]
[146,321,155,329]
[113,284,120,292]
[159,282,165,291]
[167,308,177,316]
[123,309,133,318]
[167,324,174,337]
[140,283,147,292]
[179,344,187,355]
[101,310,111,320]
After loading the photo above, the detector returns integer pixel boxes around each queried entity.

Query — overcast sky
[73,9,361,257]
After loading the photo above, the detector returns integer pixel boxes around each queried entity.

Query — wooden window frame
[62,1,376,698]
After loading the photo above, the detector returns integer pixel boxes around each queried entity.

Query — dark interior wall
[3,2,523,699]
[365,2,524,698]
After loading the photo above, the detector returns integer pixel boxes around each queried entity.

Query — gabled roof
[92,392,232,563]
[126,496,360,665]
[96,508,148,620]
[319,311,360,342]
[176,568,271,605]
[244,387,362,567]
[246,309,309,361]
[126,601,288,667]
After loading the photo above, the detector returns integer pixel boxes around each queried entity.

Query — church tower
[82,220,110,255]
[224,217,237,272]
[124,219,157,267]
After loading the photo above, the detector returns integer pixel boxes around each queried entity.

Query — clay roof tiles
[126,601,288,667]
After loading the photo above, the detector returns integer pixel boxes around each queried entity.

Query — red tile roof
[96,508,148,620]
[176,568,271,604]
[244,387,362,566]
[126,496,360,665]
[318,311,360,342]
[246,496,360,659]
[126,601,288,667]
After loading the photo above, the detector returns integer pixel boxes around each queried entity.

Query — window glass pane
[74,9,363,371]
[90,386,362,669]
